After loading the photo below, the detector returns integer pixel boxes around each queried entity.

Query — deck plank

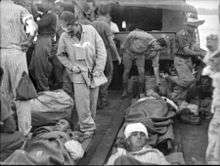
[78,91,131,165]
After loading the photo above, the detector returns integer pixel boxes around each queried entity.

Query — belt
[175,53,191,59]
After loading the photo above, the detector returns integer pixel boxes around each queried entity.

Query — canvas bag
[16,71,37,100]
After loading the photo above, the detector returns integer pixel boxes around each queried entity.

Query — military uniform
[57,24,107,133]
[169,29,196,105]
[122,30,160,97]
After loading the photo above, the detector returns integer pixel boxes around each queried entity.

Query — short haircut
[157,38,167,48]
[206,34,218,41]
[98,4,111,16]
[60,11,77,25]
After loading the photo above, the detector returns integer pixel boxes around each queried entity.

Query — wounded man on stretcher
[3,119,85,165]
[106,90,184,165]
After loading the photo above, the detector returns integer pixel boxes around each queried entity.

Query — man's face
[54,119,70,132]
[126,131,147,152]
[186,24,197,33]
[206,39,218,52]
[60,20,81,34]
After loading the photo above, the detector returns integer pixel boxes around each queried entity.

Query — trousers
[169,56,195,105]
[206,107,220,165]
[122,51,145,95]
[73,83,99,132]
[99,49,113,103]
[0,48,28,100]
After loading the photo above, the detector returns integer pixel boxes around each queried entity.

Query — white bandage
[124,123,148,139]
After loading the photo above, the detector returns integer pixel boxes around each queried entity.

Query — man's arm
[121,34,132,51]
[57,34,77,72]
[103,22,121,64]
[93,27,107,73]
[20,6,38,37]
[177,33,204,58]
[183,46,205,58]
[108,34,121,64]
[152,52,160,85]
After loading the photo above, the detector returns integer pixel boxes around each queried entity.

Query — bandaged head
[124,122,148,139]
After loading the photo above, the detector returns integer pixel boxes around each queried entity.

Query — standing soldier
[92,4,121,108]
[164,15,205,113]
[121,28,167,98]
[0,0,37,101]
[29,0,57,91]
[57,11,107,137]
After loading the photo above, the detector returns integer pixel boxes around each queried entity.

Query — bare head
[54,119,70,132]
[206,34,219,52]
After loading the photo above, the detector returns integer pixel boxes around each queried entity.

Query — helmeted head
[184,13,205,32]
[124,122,149,152]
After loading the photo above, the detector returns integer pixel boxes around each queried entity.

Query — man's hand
[117,56,122,65]
[71,66,81,73]
[26,19,38,37]
[93,71,102,77]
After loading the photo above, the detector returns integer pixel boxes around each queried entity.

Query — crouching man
[121,28,167,98]
[106,122,170,165]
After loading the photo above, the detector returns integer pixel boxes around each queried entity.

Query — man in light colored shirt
[0,0,37,101]
[57,11,107,137]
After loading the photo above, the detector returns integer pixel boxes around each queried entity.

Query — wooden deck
[78,91,131,165]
